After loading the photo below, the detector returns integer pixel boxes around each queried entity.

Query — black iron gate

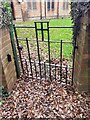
[13,21,76,85]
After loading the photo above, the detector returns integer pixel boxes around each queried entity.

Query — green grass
[15,18,73,60]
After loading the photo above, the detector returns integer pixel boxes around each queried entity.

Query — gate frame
[13,21,76,85]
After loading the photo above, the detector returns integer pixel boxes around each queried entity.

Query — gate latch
[74,46,78,49]
[7,54,12,62]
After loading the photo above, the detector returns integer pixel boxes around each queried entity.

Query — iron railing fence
[13,22,75,85]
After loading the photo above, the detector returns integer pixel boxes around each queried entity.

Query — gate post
[9,23,20,78]
[73,10,90,93]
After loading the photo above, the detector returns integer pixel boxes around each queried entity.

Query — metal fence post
[9,23,20,78]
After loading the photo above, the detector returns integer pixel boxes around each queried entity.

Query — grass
[15,17,73,60]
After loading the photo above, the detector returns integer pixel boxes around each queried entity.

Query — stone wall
[74,9,90,93]
[0,27,17,92]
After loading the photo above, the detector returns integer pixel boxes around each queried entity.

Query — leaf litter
[0,76,90,119]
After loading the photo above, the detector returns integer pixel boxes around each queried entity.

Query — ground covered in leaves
[0,77,90,119]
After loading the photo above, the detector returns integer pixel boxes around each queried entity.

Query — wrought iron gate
[13,21,75,85]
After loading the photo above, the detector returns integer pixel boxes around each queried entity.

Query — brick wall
[0,27,17,92]
[12,0,70,21]
[74,9,90,93]
[12,0,23,20]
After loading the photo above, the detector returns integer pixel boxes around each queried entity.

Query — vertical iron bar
[13,24,24,74]
[47,22,51,80]
[55,64,56,80]
[44,62,46,80]
[34,60,37,79]
[9,24,20,78]
[60,40,62,82]
[41,22,44,41]
[26,38,33,79]
[35,22,42,79]
[22,55,25,75]
[25,59,28,78]
[66,65,68,84]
